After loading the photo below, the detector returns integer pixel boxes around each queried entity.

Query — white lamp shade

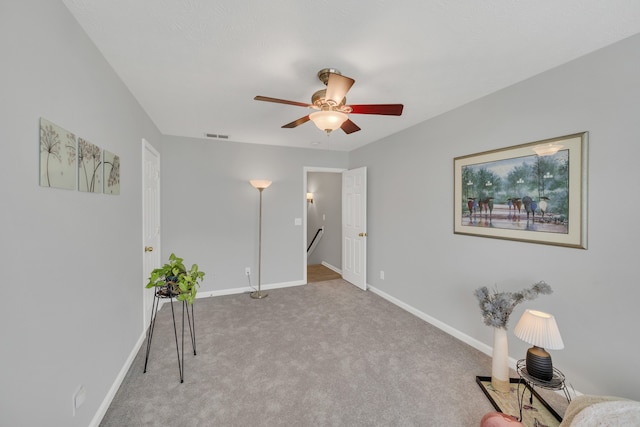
[309,110,348,131]
[249,179,272,190]
[514,309,564,350]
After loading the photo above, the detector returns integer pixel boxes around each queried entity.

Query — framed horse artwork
[453,132,588,249]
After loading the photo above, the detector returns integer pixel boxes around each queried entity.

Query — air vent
[205,133,229,139]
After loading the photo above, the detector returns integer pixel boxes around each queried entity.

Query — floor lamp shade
[514,309,564,381]
[249,179,272,190]
[249,179,271,299]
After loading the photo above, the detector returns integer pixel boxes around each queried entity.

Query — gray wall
[3,2,639,425]
[0,2,162,426]
[307,172,342,268]
[350,33,640,400]
[159,136,348,292]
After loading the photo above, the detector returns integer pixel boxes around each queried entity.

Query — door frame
[142,138,161,329]
[303,167,346,284]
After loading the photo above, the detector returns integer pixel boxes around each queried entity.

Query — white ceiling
[63,0,640,152]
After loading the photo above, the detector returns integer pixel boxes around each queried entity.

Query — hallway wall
[307,172,342,269]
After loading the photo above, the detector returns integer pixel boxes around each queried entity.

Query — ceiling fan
[254,68,404,135]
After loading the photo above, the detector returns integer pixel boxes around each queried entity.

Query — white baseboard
[368,285,582,400]
[367,284,520,370]
[198,281,581,399]
[321,261,342,274]
[91,279,305,425]
[94,279,573,425]
[89,331,147,427]
[197,279,306,298]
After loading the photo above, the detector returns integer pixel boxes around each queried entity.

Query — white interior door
[342,167,367,290]
[142,139,161,328]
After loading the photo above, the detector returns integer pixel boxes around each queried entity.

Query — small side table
[516,359,571,422]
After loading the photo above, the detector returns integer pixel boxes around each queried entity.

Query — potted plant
[146,253,205,304]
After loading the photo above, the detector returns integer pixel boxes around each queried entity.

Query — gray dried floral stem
[474,281,552,329]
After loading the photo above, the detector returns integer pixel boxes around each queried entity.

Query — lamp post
[543,172,553,197]
[516,178,524,196]
[249,179,272,299]
[485,180,492,195]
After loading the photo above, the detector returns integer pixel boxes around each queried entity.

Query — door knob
[144,246,154,252]
[358,232,368,237]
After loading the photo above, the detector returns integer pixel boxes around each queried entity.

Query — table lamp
[513,309,564,381]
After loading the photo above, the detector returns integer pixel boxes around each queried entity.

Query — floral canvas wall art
[103,150,120,195]
[78,137,103,193]
[39,118,76,190]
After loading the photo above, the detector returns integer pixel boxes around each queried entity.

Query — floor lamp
[249,179,272,299]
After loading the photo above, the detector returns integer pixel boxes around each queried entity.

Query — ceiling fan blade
[349,104,404,116]
[325,73,355,104]
[254,96,312,108]
[341,119,361,134]
[282,115,310,129]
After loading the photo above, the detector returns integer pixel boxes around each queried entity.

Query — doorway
[304,167,343,284]
[304,167,367,290]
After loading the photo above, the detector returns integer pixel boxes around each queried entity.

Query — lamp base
[250,290,268,299]
[526,346,553,381]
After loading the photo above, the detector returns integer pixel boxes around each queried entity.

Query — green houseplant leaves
[146,253,205,304]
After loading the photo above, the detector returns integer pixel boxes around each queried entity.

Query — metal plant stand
[143,285,196,383]
[516,359,571,422]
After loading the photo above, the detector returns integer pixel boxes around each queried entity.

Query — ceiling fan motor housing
[317,68,341,85]
[312,89,349,111]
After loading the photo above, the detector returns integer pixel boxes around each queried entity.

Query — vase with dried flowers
[474,281,552,393]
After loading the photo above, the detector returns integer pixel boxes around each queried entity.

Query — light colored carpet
[307,264,342,283]
[100,280,567,426]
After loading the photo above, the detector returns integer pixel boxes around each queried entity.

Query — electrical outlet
[380,270,385,280]
[245,267,251,276]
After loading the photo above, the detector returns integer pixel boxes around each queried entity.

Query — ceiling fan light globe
[309,110,348,132]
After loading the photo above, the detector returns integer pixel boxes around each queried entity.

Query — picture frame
[78,137,103,193]
[39,118,77,190]
[454,132,588,249]
[103,150,120,195]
